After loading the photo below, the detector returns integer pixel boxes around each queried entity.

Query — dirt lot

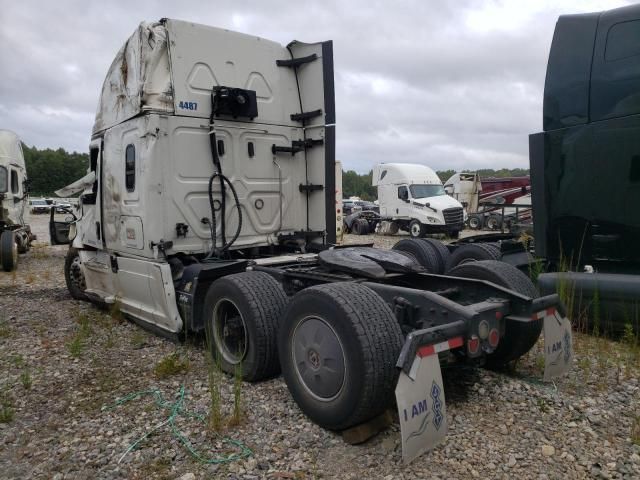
[1,216,639,479]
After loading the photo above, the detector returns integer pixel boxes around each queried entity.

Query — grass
[207,351,223,431]
[20,370,32,390]
[66,308,96,357]
[0,318,10,338]
[0,390,14,423]
[130,330,148,349]
[154,351,190,379]
[11,354,24,368]
[632,416,640,447]
[109,297,124,323]
[67,334,85,357]
[228,362,244,427]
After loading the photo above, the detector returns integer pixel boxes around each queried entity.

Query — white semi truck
[53,19,571,462]
[372,163,465,238]
[0,130,34,271]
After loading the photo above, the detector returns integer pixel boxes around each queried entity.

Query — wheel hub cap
[293,317,345,400]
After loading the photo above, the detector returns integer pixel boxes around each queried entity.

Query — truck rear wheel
[445,243,501,272]
[352,218,369,235]
[447,260,542,366]
[392,238,441,273]
[64,247,88,300]
[278,283,403,430]
[0,231,18,272]
[204,271,287,381]
[417,238,450,274]
[486,214,503,230]
[468,214,484,230]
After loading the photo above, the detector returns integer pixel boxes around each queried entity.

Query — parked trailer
[0,130,34,271]
[52,19,572,463]
[444,172,531,230]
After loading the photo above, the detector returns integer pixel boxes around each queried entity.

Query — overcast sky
[0,0,632,173]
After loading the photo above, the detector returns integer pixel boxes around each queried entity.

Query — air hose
[206,88,243,258]
[205,172,242,259]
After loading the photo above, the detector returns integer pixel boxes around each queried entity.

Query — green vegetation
[22,144,89,197]
[154,351,190,379]
[342,167,530,200]
[20,370,32,390]
[0,390,14,423]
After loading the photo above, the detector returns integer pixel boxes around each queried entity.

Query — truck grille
[443,207,464,225]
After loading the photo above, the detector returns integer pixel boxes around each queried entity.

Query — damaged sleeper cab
[55,19,572,464]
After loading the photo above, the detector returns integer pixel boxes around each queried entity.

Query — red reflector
[467,336,480,354]
[489,328,500,347]
[495,311,503,320]
[337,208,341,213]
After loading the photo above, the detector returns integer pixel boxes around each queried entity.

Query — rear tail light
[488,328,500,348]
[467,336,480,355]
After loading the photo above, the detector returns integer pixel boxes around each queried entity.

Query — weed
[205,323,223,431]
[42,270,50,281]
[130,330,148,349]
[75,310,93,337]
[104,331,116,349]
[228,362,243,427]
[154,351,190,379]
[11,269,17,284]
[535,354,545,373]
[0,320,10,338]
[25,273,35,284]
[67,333,85,357]
[20,370,32,390]
[109,297,124,323]
[622,323,638,348]
[11,354,24,367]
[207,353,223,431]
[536,398,549,413]
[0,391,14,423]
[591,287,600,337]
[632,416,640,447]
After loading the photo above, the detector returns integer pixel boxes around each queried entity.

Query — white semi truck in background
[372,163,465,238]
[51,18,571,463]
[0,130,34,271]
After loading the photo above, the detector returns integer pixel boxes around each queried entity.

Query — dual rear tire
[205,274,404,430]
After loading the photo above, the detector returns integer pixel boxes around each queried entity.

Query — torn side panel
[93,21,173,135]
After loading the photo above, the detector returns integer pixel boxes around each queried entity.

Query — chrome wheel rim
[212,298,247,365]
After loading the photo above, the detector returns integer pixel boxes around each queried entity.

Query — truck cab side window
[11,170,19,194]
[398,185,408,201]
[125,144,135,192]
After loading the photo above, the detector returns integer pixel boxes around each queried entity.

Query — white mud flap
[395,337,462,464]
[541,308,573,381]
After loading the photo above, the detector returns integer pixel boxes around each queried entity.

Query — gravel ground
[1,216,639,479]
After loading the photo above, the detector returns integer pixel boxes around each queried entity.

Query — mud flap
[395,337,461,464]
[542,309,573,380]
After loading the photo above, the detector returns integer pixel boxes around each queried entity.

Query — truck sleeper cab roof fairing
[93,18,334,135]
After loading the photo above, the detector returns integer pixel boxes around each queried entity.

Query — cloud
[0,0,632,170]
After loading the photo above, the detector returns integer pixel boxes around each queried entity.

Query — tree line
[343,167,530,200]
[22,144,89,197]
[19,143,530,200]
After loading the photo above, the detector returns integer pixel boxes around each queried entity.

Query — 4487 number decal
[178,101,198,111]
